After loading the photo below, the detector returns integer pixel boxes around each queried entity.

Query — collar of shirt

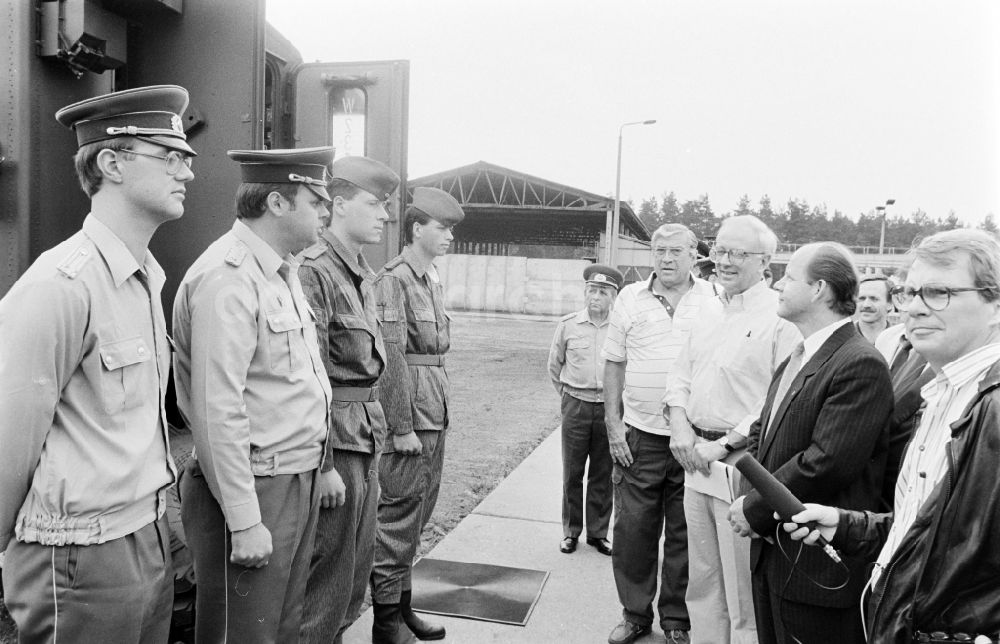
[719,279,770,311]
[646,271,696,296]
[801,316,852,365]
[321,229,373,278]
[573,308,610,328]
[232,219,286,278]
[82,215,164,288]
[399,244,436,278]
[920,341,1000,403]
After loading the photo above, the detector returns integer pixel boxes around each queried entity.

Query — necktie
[889,336,912,377]
[766,342,805,436]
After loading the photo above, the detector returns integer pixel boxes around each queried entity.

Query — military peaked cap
[55,85,196,155]
[227,146,335,201]
[410,187,465,226]
[584,264,624,291]
[330,156,400,200]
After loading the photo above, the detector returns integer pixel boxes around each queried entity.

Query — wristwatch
[717,435,737,453]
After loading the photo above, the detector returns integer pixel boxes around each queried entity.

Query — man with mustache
[856,275,892,343]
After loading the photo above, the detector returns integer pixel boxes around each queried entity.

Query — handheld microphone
[734,453,842,563]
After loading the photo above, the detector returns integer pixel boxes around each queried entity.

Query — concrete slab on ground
[343,430,670,644]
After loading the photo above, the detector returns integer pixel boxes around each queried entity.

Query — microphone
[734,453,842,563]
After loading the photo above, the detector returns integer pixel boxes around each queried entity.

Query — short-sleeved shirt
[173,220,331,531]
[0,215,174,548]
[548,309,610,403]
[664,280,801,436]
[374,246,451,441]
[602,274,718,435]
[299,230,387,456]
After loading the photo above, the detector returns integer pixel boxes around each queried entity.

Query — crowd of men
[1,83,999,644]
[0,85,462,644]
[549,218,1000,644]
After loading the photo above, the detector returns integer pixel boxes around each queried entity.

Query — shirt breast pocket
[266,309,304,373]
[99,336,152,413]
[566,336,593,366]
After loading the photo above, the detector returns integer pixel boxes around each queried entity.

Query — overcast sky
[267,0,999,226]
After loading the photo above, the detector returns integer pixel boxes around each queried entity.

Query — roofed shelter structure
[408,161,649,260]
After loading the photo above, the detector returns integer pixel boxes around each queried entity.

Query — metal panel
[292,60,409,270]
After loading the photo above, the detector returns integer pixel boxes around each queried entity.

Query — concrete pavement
[343,429,670,643]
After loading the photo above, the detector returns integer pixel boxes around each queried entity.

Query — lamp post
[608,119,657,265]
[877,198,896,255]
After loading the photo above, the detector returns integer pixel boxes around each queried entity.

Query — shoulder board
[55,246,93,279]
[225,244,248,267]
[301,242,326,261]
[382,255,405,271]
[559,312,577,322]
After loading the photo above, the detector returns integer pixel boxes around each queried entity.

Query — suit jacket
[744,322,892,608]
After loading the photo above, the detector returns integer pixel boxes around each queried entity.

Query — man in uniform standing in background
[0,85,195,642]
[548,264,624,557]
[299,156,400,643]
[370,187,465,643]
[173,147,339,643]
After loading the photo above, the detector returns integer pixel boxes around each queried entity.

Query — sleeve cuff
[224,499,263,532]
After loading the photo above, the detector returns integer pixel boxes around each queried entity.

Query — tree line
[635,192,998,249]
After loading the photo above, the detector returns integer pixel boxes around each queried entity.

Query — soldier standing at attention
[299,156,400,643]
[0,85,195,642]
[369,187,466,643]
[548,264,624,557]
[173,147,340,643]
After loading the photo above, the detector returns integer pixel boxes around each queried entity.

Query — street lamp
[608,119,657,265]
[877,198,896,255]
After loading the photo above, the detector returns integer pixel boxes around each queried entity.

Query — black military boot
[399,590,446,641]
[372,600,417,644]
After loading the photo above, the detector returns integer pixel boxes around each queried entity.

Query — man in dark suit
[727,242,892,644]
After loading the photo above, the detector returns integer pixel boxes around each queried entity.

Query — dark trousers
[371,430,446,603]
[2,515,172,644]
[182,464,319,644]
[560,394,612,539]
[751,554,865,644]
[301,450,379,642]
[611,426,690,630]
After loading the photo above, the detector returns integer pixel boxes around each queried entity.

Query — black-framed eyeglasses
[121,149,193,175]
[890,284,991,311]
[709,247,766,264]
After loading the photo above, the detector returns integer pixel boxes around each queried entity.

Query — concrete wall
[437,255,589,316]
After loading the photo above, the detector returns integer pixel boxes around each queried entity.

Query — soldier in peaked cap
[298,155,402,643]
[0,85,195,643]
[172,147,339,643]
[547,264,623,561]
[368,186,465,642]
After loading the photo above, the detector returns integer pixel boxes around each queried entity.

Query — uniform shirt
[872,342,1000,584]
[173,220,331,532]
[375,245,451,439]
[0,216,174,548]
[548,308,611,403]
[299,229,387,455]
[602,274,718,435]
[665,280,800,436]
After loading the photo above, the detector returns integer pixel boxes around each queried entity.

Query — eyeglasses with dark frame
[121,149,193,175]
[890,284,991,312]
[709,247,767,265]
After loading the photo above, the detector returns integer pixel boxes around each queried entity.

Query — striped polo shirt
[602,274,718,435]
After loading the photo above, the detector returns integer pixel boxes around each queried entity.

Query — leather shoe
[608,619,651,644]
[664,629,690,644]
[559,537,577,553]
[586,536,613,556]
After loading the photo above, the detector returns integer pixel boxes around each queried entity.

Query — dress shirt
[602,274,718,435]
[0,216,174,548]
[548,308,611,403]
[802,317,853,366]
[299,229,387,455]
[872,341,1000,584]
[665,280,800,436]
[375,245,451,434]
[173,220,331,532]
[874,323,906,363]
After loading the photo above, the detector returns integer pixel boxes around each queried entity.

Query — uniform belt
[692,425,727,441]
[405,354,445,367]
[914,631,997,643]
[330,386,378,402]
